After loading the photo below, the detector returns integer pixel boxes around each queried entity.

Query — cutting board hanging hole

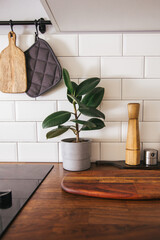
[9,31,16,45]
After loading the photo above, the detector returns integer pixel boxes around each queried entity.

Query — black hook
[9,20,14,37]
[34,19,38,41]
[38,18,46,34]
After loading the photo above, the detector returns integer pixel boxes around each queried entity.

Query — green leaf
[79,106,105,120]
[67,94,81,106]
[42,111,71,128]
[67,82,82,103]
[46,126,70,139]
[70,119,96,129]
[81,118,105,130]
[82,87,104,108]
[76,78,100,96]
[63,68,73,94]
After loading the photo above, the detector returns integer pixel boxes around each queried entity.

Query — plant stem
[73,102,79,142]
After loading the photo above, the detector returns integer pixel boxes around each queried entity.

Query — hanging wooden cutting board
[61,167,160,200]
[0,31,27,93]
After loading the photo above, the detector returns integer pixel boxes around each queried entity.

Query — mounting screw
[38,18,46,34]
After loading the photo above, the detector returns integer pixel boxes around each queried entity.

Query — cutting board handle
[8,31,16,46]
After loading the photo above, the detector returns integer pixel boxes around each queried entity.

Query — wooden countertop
[2,163,160,240]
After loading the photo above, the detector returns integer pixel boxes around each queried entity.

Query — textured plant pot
[61,138,91,171]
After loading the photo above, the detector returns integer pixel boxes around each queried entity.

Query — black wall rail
[0,18,52,34]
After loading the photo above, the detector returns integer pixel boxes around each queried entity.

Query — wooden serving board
[0,31,27,93]
[61,167,160,200]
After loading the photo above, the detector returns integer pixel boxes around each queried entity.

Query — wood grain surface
[62,167,160,200]
[2,163,160,240]
[0,31,27,93]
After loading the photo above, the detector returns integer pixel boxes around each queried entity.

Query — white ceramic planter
[61,138,91,171]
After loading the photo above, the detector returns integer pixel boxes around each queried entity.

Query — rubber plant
[42,68,105,142]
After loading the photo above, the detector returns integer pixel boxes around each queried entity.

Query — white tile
[79,78,121,100]
[141,122,160,142]
[58,57,100,78]
[15,101,56,121]
[90,143,100,162]
[0,35,35,52]
[37,122,73,142]
[0,35,8,52]
[0,122,36,142]
[123,34,160,56]
[0,143,17,162]
[0,102,15,121]
[18,143,58,162]
[16,35,35,51]
[144,101,160,121]
[122,122,128,142]
[122,79,160,100]
[42,34,78,56]
[37,79,78,100]
[145,57,160,78]
[59,142,100,162]
[79,34,122,56]
[1,34,76,55]
[38,121,115,143]
[101,101,142,121]
[58,100,75,113]
[143,143,160,161]
[81,122,121,142]
[123,122,160,143]
[101,143,126,161]
[38,121,118,143]
[100,79,121,100]
[101,57,143,78]
[0,92,35,101]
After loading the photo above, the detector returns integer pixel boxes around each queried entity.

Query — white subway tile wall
[15,101,56,121]
[145,57,160,78]
[0,33,160,162]
[101,57,143,78]
[79,34,122,56]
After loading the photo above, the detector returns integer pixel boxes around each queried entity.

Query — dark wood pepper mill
[125,103,140,165]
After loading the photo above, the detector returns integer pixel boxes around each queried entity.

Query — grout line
[121,78,122,100]
[122,34,123,56]
[2,98,160,102]
[120,122,122,142]
[35,122,38,142]
[1,120,160,123]
[78,33,79,56]
[143,56,145,78]
[16,142,19,162]
[57,55,160,57]
[142,100,144,122]
[100,57,101,78]
[13,100,16,121]
[56,100,58,112]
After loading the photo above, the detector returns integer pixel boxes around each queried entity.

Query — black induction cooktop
[0,164,53,237]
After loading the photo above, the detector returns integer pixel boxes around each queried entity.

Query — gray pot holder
[25,37,62,97]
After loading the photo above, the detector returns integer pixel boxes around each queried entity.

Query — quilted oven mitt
[25,37,62,97]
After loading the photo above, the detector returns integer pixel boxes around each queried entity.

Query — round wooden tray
[61,165,160,200]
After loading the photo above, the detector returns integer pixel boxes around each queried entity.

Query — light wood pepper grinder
[125,103,140,165]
